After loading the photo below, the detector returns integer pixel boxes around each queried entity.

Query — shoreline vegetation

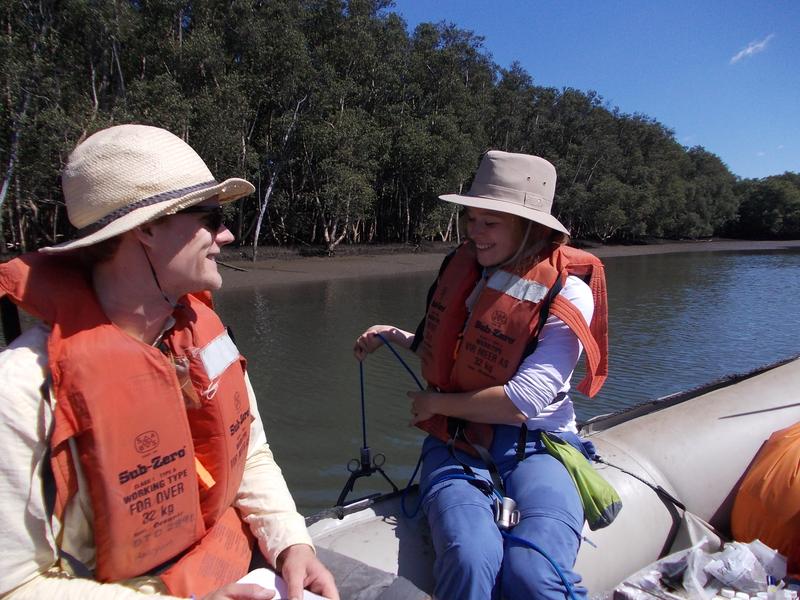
[218,239,800,290]
[5,5,799,255]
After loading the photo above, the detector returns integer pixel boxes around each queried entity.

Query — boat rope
[370,333,581,600]
[592,456,686,512]
[334,341,405,506]
[374,332,424,389]
[359,360,367,449]
[400,459,579,600]
[502,531,581,600]
[398,458,580,600]
[400,454,501,519]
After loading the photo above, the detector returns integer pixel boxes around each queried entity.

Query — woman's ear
[132,223,157,249]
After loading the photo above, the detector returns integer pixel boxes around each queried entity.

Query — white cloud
[756,151,766,157]
[777,144,785,150]
[730,34,775,64]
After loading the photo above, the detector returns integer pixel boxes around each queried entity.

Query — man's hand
[277,544,339,600]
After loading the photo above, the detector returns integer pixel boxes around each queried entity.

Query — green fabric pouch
[540,431,622,530]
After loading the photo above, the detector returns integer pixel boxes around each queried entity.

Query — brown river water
[214,248,800,513]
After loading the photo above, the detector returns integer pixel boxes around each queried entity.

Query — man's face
[146,200,234,296]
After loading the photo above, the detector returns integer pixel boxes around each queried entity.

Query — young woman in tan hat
[0,125,337,600]
[354,150,609,599]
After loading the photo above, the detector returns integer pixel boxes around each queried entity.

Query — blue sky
[388,0,799,180]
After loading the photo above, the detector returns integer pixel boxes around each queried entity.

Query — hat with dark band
[40,124,255,253]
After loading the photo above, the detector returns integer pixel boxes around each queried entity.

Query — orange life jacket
[731,421,800,577]
[0,253,254,597]
[417,242,608,451]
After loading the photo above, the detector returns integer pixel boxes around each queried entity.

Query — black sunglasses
[178,205,225,231]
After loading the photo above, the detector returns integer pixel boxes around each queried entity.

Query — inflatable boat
[306,355,800,594]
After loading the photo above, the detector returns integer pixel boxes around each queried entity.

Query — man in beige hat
[0,125,337,600]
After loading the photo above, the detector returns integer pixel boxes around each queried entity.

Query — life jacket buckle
[493,496,520,530]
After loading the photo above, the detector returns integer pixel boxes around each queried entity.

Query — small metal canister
[494,496,520,530]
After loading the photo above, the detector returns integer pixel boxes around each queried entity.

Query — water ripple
[216,249,800,513]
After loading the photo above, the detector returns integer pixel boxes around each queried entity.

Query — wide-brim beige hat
[40,124,255,253]
[439,150,569,235]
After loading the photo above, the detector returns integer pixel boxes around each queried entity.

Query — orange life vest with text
[0,253,254,597]
[417,242,608,451]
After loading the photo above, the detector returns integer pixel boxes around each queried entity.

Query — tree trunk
[0,91,31,242]
[252,95,306,261]
[322,199,351,256]
[404,191,411,243]
[112,38,126,96]
[586,157,602,186]
[13,177,24,252]
[441,208,454,242]
[325,220,349,255]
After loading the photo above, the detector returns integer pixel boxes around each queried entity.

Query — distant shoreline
[218,239,800,290]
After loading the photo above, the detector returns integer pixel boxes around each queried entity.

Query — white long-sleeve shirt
[0,324,312,599]
[502,274,594,433]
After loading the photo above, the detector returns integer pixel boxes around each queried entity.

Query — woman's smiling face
[465,207,526,267]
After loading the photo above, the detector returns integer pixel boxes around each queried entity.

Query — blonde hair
[503,220,568,272]
[459,209,569,272]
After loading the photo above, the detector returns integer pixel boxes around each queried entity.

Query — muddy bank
[218,239,800,290]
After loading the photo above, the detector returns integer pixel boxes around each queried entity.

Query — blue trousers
[420,425,588,600]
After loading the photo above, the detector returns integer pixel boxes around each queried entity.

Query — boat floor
[309,491,436,593]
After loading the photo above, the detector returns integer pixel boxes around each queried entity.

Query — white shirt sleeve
[503,275,594,419]
[235,375,314,567]
[0,325,58,596]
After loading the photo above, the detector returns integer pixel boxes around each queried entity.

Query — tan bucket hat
[439,150,569,235]
[40,124,255,253]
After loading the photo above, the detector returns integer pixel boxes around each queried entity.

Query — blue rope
[371,332,431,517]
[369,330,580,600]
[359,362,367,448]
[402,465,580,600]
[400,455,504,519]
[400,450,427,518]
[375,332,424,390]
[502,531,581,600]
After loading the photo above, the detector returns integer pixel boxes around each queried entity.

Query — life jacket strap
[522,275,564,360]
[43,443,93,579]
[446,419,476,476]
[43,374,79,524]
[447,418,506,497]
[550,294,607,397]
[49,444,78,522]
[515,423,529,463]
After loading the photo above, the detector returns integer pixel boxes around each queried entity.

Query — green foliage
[734,174,800,239]
[2,0,796,253]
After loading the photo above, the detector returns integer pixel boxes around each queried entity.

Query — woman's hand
[407,390,439,425]
[408,386,527,426]
[353,325,413,361]
[277,544,339,600]
[202,583,275,600]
